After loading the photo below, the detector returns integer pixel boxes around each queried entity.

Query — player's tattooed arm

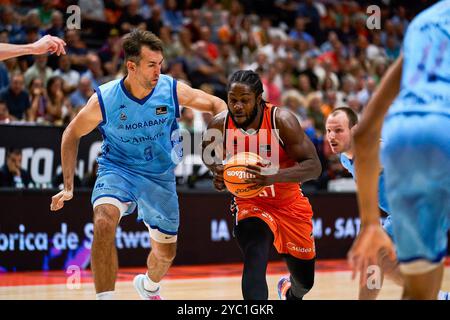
[245,108,321,185]
[201,111,227,191]
[246,109,322,184]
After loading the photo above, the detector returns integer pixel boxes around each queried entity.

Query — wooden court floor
[0,259,449,300]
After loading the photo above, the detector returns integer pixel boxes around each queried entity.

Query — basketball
[223,152,265,198]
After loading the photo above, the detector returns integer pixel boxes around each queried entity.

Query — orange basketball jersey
[224,103,308,206]
[225,103,315,259]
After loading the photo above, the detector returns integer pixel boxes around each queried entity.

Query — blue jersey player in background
[50,30,227,300]
[326,107,448,300]
[349,0,450,300]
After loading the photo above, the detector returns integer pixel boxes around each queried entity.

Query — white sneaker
[438,291,449,300]
[133,274,163,300]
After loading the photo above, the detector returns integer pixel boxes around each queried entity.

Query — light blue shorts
[381,113,450,271]
[91,165,179,235]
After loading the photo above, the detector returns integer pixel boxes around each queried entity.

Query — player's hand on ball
[212,164,226,191]
[244,163,275,187]
[50,189,73,211]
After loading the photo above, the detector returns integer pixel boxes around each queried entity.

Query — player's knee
[93,207,118,236]
[290,273,314,299]
[152,246,177,264]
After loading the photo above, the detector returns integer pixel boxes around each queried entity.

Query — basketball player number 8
[259,185,275,197]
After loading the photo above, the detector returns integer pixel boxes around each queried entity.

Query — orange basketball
[223,152,265,198]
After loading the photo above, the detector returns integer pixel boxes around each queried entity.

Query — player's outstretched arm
[0,35,66,61]
[348,55,403,285]
[50,93,102,211]
[353,55,403,226]
[176,81,227,115]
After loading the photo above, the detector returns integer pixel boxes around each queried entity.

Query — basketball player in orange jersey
[201,70,322,300]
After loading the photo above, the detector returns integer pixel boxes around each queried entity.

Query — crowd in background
[0,0,434,190]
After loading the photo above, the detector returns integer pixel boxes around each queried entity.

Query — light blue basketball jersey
[340,153,390,214]
[389,0,450,117]
[95,74,181,177]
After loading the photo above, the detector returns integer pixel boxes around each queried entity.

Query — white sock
[438,291,449,300]
[144,273,160,292]
[96,291,115,300]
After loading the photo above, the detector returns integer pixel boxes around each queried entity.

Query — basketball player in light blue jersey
[50,30,227,300]
[349,1,450,299]
[326,107,449,300]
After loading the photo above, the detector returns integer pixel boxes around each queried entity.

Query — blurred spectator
[166,60,190,84]
[141,0,158,20]
[45,76,71,125]
[0,99,11,123]
[366,32,386,62]
[357,77,376,108]
[261,65,282,106]
[53,54,80,93]
[27,77,48,123]
[79,0,107,23]
[159,26,183,63]
[289,17,314,45]
[259,34,287,64]
[385,36,400,62]
[0,73,30,121]
[199,26,219,60]
[306,94,325,135]
[38,0,55,28]
[179,107,195,134]
[0,6,24,44]
[70,76,94,113]
[188,41,227,98]
[45,10,65,39]
[282,92,307,123]
[297,0,321,39]
[78,0,110,37]
[18,27,41,69]
[0,148,34,188]
[245,50,268,73]
[298,74,315,97]
[118,0,146,34]
[104,0,124,26]
[82,53,106,90]
[0,61,9,92]
[146,5,164,36]
[216,43,239,78]
[163,0,184,33]
[24,54,53,88]
[65,29,88,73]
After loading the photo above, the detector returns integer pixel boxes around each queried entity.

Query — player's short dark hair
[123,29,163,64]
[329,107,358,128]
[227,70,264,99]
[6,147,22,157]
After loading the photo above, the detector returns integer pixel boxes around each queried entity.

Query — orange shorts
[233,196,315,260]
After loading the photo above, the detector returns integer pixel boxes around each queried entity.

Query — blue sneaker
[277,275,291,300]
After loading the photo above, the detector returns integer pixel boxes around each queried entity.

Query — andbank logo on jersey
[156,106,168,115]
[125,118,168,130]
[120,132,165,145]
